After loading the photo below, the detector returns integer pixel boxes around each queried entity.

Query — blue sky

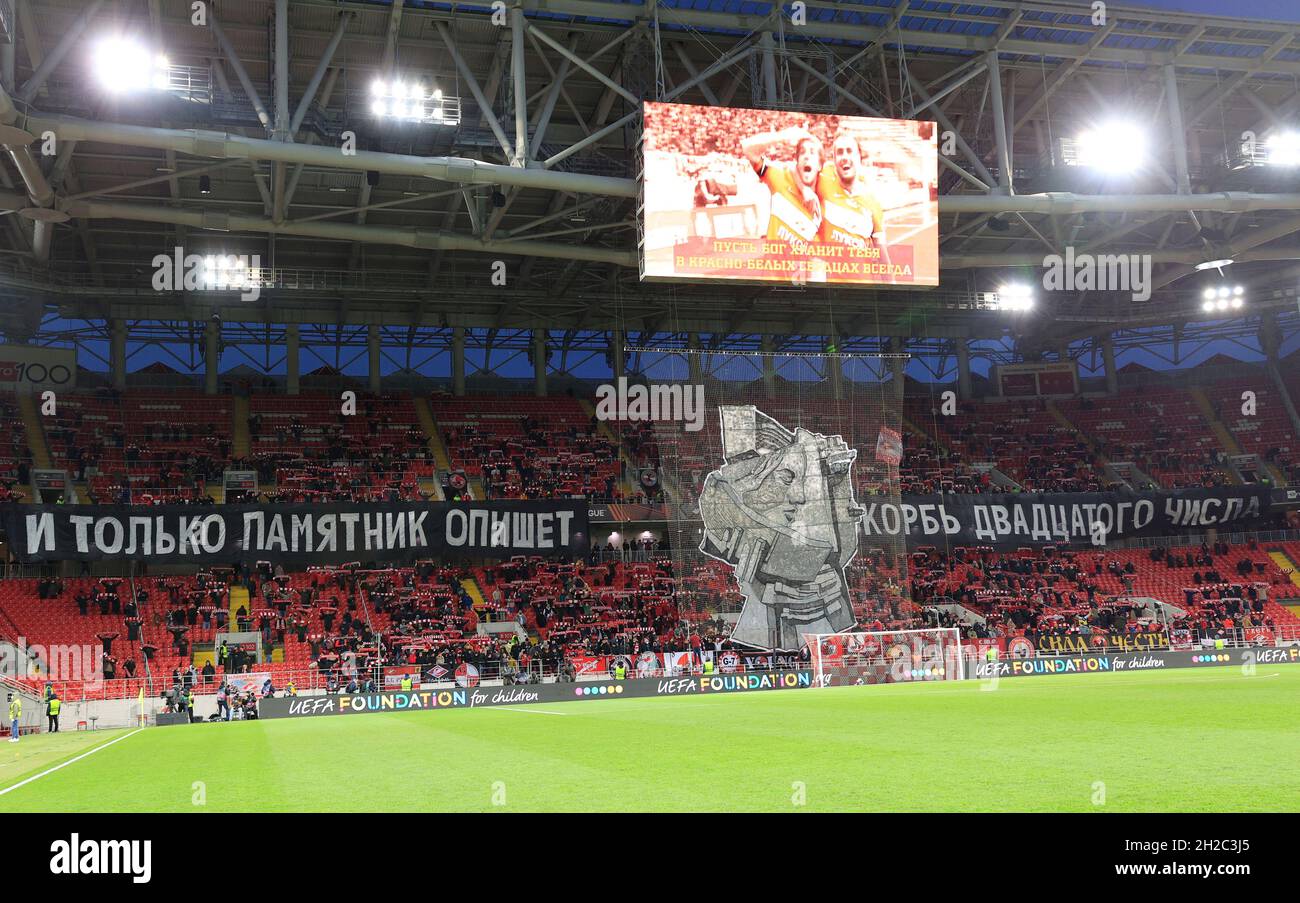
[1123,0,1300,21]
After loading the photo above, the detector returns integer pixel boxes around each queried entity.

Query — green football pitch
[1,666,1296,812]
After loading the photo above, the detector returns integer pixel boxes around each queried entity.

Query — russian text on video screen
[639,102,939,287]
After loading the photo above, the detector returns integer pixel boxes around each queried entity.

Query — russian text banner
[855,487,1270,550]
[1,500,590,564]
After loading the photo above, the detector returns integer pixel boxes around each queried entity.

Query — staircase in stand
[1189,387,1244,485]
[412,397,449,499]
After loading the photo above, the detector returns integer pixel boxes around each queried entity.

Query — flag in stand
[875,427,903,465]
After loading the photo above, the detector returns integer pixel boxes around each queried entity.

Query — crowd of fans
[911,539,1284,644]
[5,379,1300,708]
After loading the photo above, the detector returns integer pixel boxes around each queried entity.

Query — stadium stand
[429,395,627,501]
[1056,389,1234,489]
[6,364,1300,704]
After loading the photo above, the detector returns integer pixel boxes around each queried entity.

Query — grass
[1,666,1297,812]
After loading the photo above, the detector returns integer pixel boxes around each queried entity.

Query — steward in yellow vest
[8,695,21,742]
[46,694,62,733]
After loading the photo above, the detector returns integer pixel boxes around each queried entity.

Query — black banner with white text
[0,501,590,564]
[856,486,1271,550]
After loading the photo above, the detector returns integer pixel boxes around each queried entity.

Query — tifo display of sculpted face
[698,405,864,649]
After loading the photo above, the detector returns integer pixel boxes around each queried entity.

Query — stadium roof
[2,0,1300,355]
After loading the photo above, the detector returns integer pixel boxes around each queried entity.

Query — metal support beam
[290,13,350,136]
[956,340,971,399]
[906,60,987,118]
[1259,310,1280,362]
[110,319,127,392]
[205,318,220,395]
[511,4,529,166]
[610,328,626,379]
[0,81,56,261]
[16,0,107,104]
[284,67,341,210]
[210,14,273,132]
[827,334,843,400]
[1102,334,1118,395]
[31,115,638,198]
[1012,19,1119,133]
[939,154,991,192]
[787,56,880,116]
[938,192,1300,215]
[667,44,755,104]
[543,110,637,169]
[452,326,466,396]
[905,72,997,188]
[671,43,719,106]
[985,51,1013,195]
[533,329,548,396]
[382,0,406,73]
[274,0,290,141]
[759,32,778,105]
[60,200,639,266]
[285,324,300,395]
[760,335,776,399]
[1185,33,1293,129]
[527,23,640,108]
[436,22,516,161]
[368,323,381,393]
[890,350,905,404]
[687,333,704,383]
[530,33,580,158]
[1164,64,1191,194]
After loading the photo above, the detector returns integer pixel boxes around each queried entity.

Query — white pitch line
[0,728,143,797]
[489,707,570,716]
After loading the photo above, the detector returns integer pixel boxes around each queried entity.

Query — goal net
[806,627,965,686]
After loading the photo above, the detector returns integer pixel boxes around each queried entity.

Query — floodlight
[995,283,1034,311]
[94,37,170,94]
[1268,131,1300,166]
[1074,122,1146,173]
[370,77,449,124]
[1202,283,1245,316]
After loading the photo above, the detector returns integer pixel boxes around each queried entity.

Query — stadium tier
[6,369,1300,702]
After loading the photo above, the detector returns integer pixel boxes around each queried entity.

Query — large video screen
[640,102,939,287]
